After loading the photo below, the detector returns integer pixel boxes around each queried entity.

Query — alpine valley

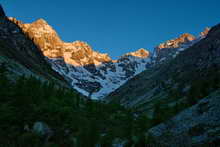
[8,17,210,100]
[0,4,220,147]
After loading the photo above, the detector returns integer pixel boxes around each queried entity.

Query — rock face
[153,29,209,64]
[148,91,220,146]
[33,122,53,137]
[156,33,196,50]
[9,17,112,65]
[124,48,149,58]
[10,18,151,99]
[0,15,68,87]
[200,27,210,37]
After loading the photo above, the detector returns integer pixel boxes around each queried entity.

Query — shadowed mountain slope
[0,6,69,87]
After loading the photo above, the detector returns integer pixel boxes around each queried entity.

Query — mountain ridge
[106,23,217,113]
[8,17,210,99]
[9,17,148,62]
[0,10,70,88]
[9,17,152,99]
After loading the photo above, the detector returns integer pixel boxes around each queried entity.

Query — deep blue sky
[1,0,220,59]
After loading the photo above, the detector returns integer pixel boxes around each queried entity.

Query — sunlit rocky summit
[153,28,210,63]
[10,17,152,98]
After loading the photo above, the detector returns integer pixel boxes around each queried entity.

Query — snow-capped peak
[125,48,150,58]
[12,18,151,99]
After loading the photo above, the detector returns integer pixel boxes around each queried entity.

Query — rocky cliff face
[0,8,69,87]
[9,18,63,58]
[153,29,210,64]
[10,17,111,64]
[156,33,196,50]
[10,18,151,99]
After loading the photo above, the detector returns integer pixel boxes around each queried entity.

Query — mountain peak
[125,48,150,58]
[34,18,48,25]
[156,33,196,51]
[179,33,195,41]
[200,27,210,37]
[64,40,94,55]
[30,19,55,34]
[72,40,91,48]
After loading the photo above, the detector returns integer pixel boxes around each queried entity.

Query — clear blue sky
[1,0,220,59]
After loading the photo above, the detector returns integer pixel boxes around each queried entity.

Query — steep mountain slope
[105,24,220,145]
[11,18,151,99]
[106,25,218,115]
[0,7,69,87]
[152,28,210,64]
[148,90,220,146]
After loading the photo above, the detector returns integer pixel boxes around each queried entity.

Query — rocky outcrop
[200,27,210,37]
[147,91,220,147]
[33,122,53,137]
[124,48,150,58]
[156,33,196,51]
[0,13,69,87]
[9,18,111,65]
[153,29,209,64]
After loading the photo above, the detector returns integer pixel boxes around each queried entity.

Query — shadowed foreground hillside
[0,64,159,147]
[0,3,220,147]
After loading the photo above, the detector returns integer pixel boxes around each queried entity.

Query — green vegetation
[1,61,219,146]
[0,64,155,147]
